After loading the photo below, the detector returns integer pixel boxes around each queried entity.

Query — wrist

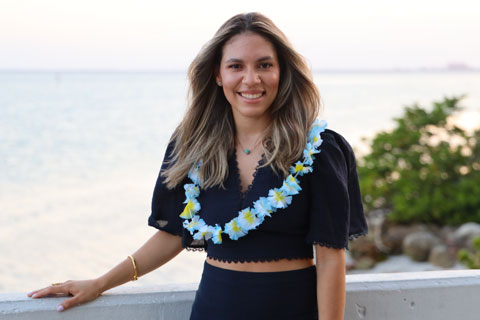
[94,276,108,294]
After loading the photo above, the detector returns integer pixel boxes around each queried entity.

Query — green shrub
[358,96,480,225]
[458,237,480,269]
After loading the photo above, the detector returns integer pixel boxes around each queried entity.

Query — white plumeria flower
[184,183,200,199]
[268,188,292,209]
[254,197,274,218]
[224,218,247,240]
[193,224,214,240]
[237,208,262,231]
[183,216,206,234]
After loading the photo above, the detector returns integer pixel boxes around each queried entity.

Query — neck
[233,115,271,145]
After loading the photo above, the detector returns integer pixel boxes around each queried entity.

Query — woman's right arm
[27,230,183,312]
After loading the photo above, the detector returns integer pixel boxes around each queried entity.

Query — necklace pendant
[244,149,251,155]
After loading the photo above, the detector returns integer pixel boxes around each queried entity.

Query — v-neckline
[232,148,264,203]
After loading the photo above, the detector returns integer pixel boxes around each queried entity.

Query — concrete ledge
[0,283,198,320]
[2,270,480,319]
[345,269,480,320]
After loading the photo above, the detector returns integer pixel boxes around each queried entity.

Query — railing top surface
[346,269,480,283]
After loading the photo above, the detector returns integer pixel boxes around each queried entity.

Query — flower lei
[179,119,327,244]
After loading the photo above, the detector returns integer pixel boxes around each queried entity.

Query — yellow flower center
[243,210,255,224]
[295,163,304,173]
[232,220,242,232]
[274,191,285,202]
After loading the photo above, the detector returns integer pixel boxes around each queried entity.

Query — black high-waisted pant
[190,261,318,320]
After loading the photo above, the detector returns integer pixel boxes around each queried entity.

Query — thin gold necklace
[236,136,263,155]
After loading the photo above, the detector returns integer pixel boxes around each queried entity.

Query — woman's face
[216,32,280,123]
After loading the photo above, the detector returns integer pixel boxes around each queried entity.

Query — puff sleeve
[147,141,185,237]
[305,129,368,249]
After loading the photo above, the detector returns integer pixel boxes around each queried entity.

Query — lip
[237,90,265,103]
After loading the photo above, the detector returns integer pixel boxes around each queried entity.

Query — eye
[259,62,273,69]
[228,64,241,69]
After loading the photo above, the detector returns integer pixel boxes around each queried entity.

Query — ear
[214,65,221,83]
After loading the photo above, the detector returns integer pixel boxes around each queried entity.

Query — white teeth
[240,92,263,99]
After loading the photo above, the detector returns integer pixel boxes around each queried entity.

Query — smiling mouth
[238,92,265,100]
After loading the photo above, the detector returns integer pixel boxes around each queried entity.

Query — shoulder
[320,128,355,158]
[321,129,353,154]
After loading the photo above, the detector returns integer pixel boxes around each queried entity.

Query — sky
[1,0,479,71]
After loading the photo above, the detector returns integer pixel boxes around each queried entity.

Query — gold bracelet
[128,255,138,281]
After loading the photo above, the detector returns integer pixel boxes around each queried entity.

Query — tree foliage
[358,96,480,225]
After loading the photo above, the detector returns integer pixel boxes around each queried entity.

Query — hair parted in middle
[163,12,321,189]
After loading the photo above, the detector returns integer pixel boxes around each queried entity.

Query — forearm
[96,230,183,293]
[315,247,346,320]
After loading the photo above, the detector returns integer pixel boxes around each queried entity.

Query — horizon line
[1,67,479,74]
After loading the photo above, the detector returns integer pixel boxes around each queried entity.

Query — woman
[28,12,368,319]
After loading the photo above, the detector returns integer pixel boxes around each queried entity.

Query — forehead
[221,32,277,62]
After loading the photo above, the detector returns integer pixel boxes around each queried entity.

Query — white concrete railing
[2,270,480,320]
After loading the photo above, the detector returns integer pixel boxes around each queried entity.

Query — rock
[429,245,456,268]
[453,222,480,249]
[354,257,376,270]
[440,226,457,246]
[349,235,378,260]
[403,231,442,262]
[380,223,413,254]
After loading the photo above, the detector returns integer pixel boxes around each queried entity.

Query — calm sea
[1,71,479,293]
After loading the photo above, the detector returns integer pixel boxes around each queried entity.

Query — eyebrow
[224,56,274,63]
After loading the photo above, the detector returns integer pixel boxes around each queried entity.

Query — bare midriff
[206,256,314,272]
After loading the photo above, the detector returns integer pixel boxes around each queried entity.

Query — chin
[235,106,271,120]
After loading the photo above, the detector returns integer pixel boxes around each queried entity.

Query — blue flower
[254,197,274,218]
[184,183,200,199]
[193,224,214,241]
[309,120,327,148]
[289,161,313,176]
[281,175,302,196]
[268,188,292,209]
[212,224,223,244]
[303,143,320,166]
[224,218,247,240]
[237,208,262,231]
[187,164,202,186]
[183,216,206,234]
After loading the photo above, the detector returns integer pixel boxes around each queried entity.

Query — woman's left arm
[315,244,346,320]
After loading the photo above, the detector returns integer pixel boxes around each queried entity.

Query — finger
[30,284,70,298]
[28,284,55,297]
[58,295,82,312]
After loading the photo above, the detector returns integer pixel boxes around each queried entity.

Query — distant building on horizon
[447,62,474,71]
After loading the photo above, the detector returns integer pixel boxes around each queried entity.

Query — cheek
[221,74,240,91]
[270,73,280,91]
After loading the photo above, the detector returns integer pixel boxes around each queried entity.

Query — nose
[242,67,261,85]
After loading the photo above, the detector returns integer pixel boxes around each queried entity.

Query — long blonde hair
[163,12,321,189]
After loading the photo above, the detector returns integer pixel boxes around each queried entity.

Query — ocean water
[1,71,479,293]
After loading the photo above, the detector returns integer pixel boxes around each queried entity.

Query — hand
[27,279,103,312]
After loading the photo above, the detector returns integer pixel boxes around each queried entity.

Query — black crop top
[148,129,368,262]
